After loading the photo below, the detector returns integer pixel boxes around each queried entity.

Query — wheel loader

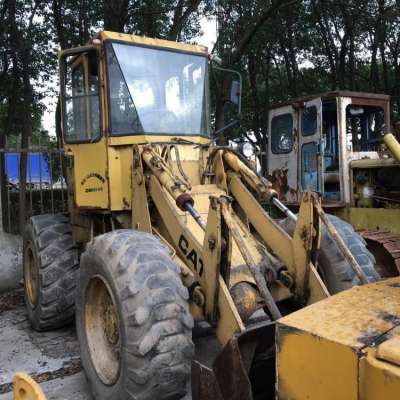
[21,31,400,400]
[266,92,400,276]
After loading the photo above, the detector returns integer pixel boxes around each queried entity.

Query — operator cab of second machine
[267,91,390,205]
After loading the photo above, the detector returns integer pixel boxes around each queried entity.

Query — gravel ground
[0,290,91,399]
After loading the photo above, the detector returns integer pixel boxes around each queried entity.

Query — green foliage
[1,0,400,166]
[209,0,400,166]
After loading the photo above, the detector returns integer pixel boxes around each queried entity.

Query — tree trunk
[370,30,380,92]
[0,133,6,231]
[214,74,231,144]
[8,0,35,232]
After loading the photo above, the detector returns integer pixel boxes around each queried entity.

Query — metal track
[360,230,400,273]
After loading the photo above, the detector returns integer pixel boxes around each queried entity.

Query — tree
[2,0,400,188]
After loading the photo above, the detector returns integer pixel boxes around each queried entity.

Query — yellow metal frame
[99,31,208,55]
[139,143,333,344]
[277,277,400,400]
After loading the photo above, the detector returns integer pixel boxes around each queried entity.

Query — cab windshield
[106,42,210,136]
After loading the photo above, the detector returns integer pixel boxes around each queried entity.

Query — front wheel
[76,229,194,400]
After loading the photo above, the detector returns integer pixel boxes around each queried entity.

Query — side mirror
[230,80,241,106]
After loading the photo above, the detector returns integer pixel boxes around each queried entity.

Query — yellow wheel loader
[21,31,400,399]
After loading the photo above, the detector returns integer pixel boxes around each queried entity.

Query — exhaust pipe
[384,133,400,163]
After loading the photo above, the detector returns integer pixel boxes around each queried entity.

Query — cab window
[105,41,210,136]
[302,106,317,136]
[271,113,293,154]
[346,105,385,151]
[62,51,101,143]
[301,142,319,191]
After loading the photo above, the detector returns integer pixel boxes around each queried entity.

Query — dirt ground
[0,289,218,399]
[0,289,92,400]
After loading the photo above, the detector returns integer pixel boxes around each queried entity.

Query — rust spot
[269,168,299,202]
[301,226,309,242]
[122,197,130,208]
[361,230,400,275]
[357,329,386,346]
[269,168,289,201]
[379,311,400,325]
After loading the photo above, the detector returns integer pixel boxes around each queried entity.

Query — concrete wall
[0,192,22,292]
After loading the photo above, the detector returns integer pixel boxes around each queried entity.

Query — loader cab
[60,33,211,144]
[267,91,390,205]
[59,32,211,214]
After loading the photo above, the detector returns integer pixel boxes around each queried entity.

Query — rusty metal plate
[191,321,275,400]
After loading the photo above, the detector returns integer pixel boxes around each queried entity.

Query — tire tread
[279,214,380,293]
[24,214,78,330]
[78,229,193,400]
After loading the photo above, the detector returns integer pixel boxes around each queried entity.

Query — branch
[27,0,41,33]
[230,0,299,65]
[52,0,67,48]
[168,0,202,40]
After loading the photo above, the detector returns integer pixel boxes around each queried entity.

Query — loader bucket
[192,321,276,400]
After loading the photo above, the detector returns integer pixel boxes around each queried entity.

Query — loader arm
[139,144,335,346]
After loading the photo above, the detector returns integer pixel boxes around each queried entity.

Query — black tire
[279,214,380,293]
[76,229,194,400]
[23,214,79,331]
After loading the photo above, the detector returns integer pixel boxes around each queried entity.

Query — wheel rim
[85,275,121,385]
[24,241,38,308]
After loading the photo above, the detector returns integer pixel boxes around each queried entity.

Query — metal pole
[5,141,11,233]
[4,136,11,233]
[58,147,65,211]
[49,144,54,214]
[272,197,298,222]
[184,202,207,231]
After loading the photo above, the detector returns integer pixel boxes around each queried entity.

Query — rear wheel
[279,214,380,293]
[76,229,194,400]
[23,214,78,331]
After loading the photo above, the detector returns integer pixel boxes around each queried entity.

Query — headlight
[242,142,255,158]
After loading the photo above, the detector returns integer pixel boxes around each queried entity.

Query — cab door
[298,98,323,193]
[267,105,299,202]
[60,48,109,209]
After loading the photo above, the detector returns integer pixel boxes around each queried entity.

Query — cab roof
[268,90,390,110]
[98,31,208,56]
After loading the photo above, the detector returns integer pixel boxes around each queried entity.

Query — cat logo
[178,234,204,276]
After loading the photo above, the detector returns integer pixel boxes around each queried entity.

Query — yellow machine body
[277,277,400,399]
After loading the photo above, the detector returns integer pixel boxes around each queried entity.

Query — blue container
[5,153,51,184]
